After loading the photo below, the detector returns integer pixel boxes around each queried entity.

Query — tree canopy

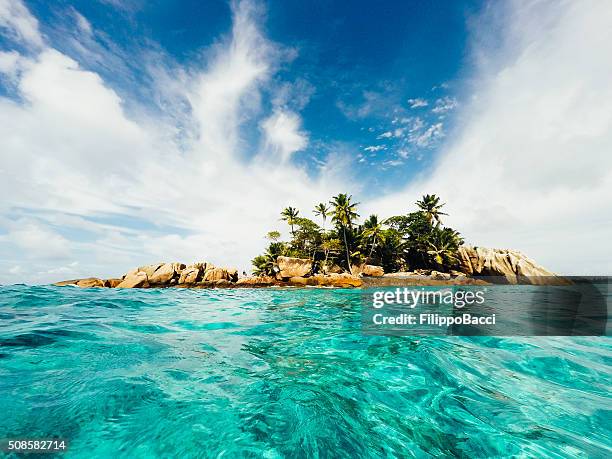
[252,194,464,276]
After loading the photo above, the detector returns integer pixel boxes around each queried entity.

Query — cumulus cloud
[369,0,612,275]
[0,0,350,284]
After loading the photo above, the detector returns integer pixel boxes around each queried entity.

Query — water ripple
[0,285,610,457]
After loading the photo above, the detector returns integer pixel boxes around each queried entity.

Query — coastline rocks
[236,275,278,286]
[106,278,123,288]
[226,268,238,282]
[75,278,106,288]
[323,264,344,274]
[203,267,237,282]
[383,272,419,278]
[179,267,200,284]
[116,271,148,288]
[352,264,385,277]
[311,273,362,288]
[277,256,312,278]
[288,276,312,286]
[54,279,80,286]
[458,246,556,284]
[149,263,180,284]
[137,263,164,277]
[430,270,451,281]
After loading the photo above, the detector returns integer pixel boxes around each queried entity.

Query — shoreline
[52,246,564,290]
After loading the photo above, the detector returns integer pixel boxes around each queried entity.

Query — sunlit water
[0,285,610,458]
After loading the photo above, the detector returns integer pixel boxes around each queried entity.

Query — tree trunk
[368,234,377,261]
[343,227,352,274]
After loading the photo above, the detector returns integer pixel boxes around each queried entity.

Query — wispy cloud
[369,0,612,275]
[409,122,444,147]
[0,0,352,283]
[0,0,44,48]
[364,145,386,153]
[408,98,428,108]
[431,96,457,114]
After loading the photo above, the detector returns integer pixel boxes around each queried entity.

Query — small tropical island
[55,194,556,289]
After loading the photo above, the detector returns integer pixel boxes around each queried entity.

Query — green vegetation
[252,194,464,276]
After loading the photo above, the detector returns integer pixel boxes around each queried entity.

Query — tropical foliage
[252,194,464,275]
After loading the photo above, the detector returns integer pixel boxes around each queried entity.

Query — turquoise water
[0,285,610,458]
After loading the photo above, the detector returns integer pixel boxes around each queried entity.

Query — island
[55,194,558,289]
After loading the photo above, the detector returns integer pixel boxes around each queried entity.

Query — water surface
[0,285,610,457]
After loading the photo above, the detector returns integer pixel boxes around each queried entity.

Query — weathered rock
[226,268,238,282]
[148,263,176,284]
[105,278,123,288]
[203,267,233,282]
[312,273,362,288]
[187,262,208,271]
[137,263,164,277]
[321,263,343,274]
[352,264,385,277]
[235,275,277,286]
[430,271,451,281]
[288,276,315,286]
[383,272,419,278]
[178,267,200,284]
[458,246,556,284]
[212,279,232,287]
[277,256,312,278]
[173,262,186,272]
[75,278,106,288]
[116,271,148,288]
[54,279,79,286]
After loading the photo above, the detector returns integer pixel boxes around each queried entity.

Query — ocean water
[0,285,610,458]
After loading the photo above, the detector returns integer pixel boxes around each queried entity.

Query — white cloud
[0,49,20,75]
[73,10,92,36]
[0,0,354,284]
[409,122,444,147]
[1,219,71,260]
[261,110,308,162]
[431,96,457,114]
[377,131,393,139]
[369,0,612,275]
[364,145,386,153]
[0,0,43,48]
[408,98,428,108]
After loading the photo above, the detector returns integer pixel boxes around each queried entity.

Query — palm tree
[321,236,341,272]
[313,203,330,230]
[361,215,386,261]
[266,231,281,241]
[329,193,359,274]
[416,194,448,225]
[280,207,299,237]
[426,225,462,268]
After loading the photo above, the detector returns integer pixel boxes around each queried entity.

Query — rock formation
[116,271,148,288]
[351,264,385,277]
[277,256,312,278]
[53,248,558,289]
[458,246,557,284]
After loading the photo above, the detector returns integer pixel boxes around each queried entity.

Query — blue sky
[1,0,611,282]
[17,0,476,188]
